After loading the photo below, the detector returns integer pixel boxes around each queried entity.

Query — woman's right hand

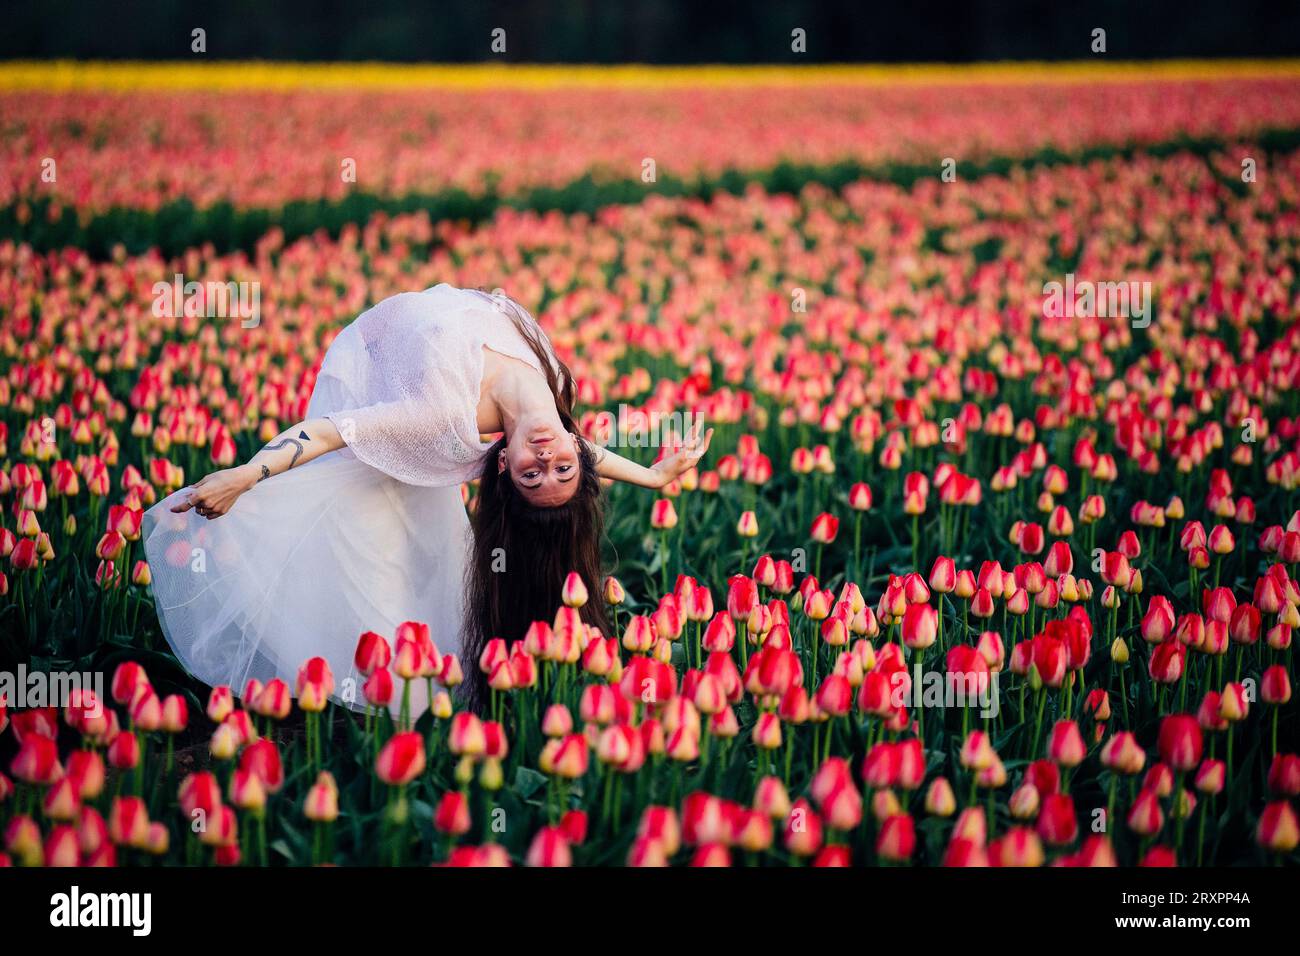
[170,464,259,520]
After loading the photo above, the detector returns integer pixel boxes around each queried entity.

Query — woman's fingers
[682,421,705,451]
[168,470,238,518]
[172,490,219,516]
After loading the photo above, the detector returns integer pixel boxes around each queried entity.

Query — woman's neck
[483,351,562,438]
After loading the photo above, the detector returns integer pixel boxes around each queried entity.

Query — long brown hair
[460,290,611,713]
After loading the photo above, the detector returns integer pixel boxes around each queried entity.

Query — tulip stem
[853,513,863,582]
[915,646,926,745]
[601,770,614,829]
[911,514,919,573]
[1030,689,1046,759]
[1173,771,1187,860]
[659,532,669,596]
[1107,774,1117,832]
[1196,797,1209,866]
[937,598,945,653]
[1225,725,1234,791]
[810,623,820,689]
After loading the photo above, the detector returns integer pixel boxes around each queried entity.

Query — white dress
[141,285,556,709]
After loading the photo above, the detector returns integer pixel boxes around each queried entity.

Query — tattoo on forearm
[264,433,307,469]
[253,430,312,482]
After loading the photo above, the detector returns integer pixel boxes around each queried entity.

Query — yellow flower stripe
[2,59,1300,91]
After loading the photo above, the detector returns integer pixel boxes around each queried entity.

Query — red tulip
[1126,788,1164,837]
[561,570,589,607]
[1256,801,1299,853]
[108,796,150,848]
[848,483,873,511]
[1261,665,1291,705]
[1157,715,1203,771]
[354,631,392,675]
[1048,720,1086,767]
[944,837,990,867]
[783,798,823,858]
[206,686,234,723]
[1035,793,1078,846]
[541,734,589,779]
[434,790,471,836]
[161,694,189,733]
[448,712,487,756]
[559,809,588,845]
[11,733,61,785]
[526,825,572,866]
[110,661,148,705]
[237,738,284,792]
[1148,641,1186,684]
[1266,754,1300,796]
[253,679,292,720]
[650,498,677,529]
[810,512,839,544]
[901,603,938,650]
[363,668,395,707]
[876,813,916,861]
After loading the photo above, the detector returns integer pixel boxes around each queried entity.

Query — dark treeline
[3,0,1299,62]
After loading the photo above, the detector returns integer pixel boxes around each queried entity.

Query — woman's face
[499,424,582,507]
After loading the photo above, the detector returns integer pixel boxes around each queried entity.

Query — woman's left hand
[649,422,714,488]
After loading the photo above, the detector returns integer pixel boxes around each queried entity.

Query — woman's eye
[557,465,573,474]
[523,471,539,480]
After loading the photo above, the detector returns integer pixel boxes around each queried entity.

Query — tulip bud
[434,790,472,836]
[1048,720,1086,767]
[810,512,839,544]
[924,777,956,817]
[1256,801,1299,853]
[603,575,626,605]
[561,571,589,608]
[650,499,678,529]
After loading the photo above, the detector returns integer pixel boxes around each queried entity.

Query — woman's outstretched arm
[591,422,713,489]
[170,418,344,519]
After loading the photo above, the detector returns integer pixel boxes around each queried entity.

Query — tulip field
[1,61,1300,869]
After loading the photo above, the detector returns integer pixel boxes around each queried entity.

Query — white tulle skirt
[142,449,469,713]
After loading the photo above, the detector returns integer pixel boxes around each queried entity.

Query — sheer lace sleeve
[306,289,494,487]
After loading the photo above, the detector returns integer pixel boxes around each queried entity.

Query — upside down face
[499,425,582,507]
